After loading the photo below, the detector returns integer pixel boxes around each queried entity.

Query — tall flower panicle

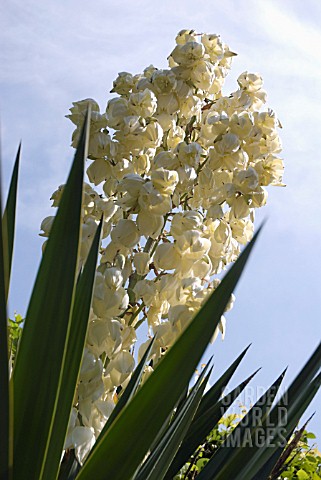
[40,29,284,463]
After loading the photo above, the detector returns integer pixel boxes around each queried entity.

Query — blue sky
[1,0,321,438]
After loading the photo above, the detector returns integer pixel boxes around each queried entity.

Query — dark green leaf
[13,111,90,480]
[231,372,321,480]
[0,141,11,480]
[195,344,251,420]
[263,416,312,480]
[200,343,321,480]
[135,367,211,480]
[197,369,286,479]
[243,341,321,480]
[42,219,102,480]
[165,368,259,479]
[244,343,321,479]
[2,143,20,297]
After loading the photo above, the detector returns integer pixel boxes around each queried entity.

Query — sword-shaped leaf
[195,344,251,420]
[229,347,321,480]
[198,341,321,480]
[221,343,321,479]
[165,368,259,479]
[2,143,20,298]
[42,219,102,480]
[0,144,11,480]
[135,366,212,480]
[13,111,90,480]
[197,369,286,479]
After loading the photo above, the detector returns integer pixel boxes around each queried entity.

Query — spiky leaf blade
[197,369,286,480]
[195,344,251,420]
[13,112,90,480]
[2,143,20,296]
[135,368,211,480]
[42,219,102,480]
[165,368,259,479]
[231,372,321,480]
[0,142,11,479]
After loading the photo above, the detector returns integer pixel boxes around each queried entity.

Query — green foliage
[7,313,23,361]
[1,118,320,480]
[275,429,321,479]
[174,412,241,479]
[175,413,321,479]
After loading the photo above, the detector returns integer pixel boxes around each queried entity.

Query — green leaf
[297,470,309,480]
[2,143,20,298]
[237,344,321,480]
[184,371,259,476]
[209,345,321,480]
[0,143,11,479]
[135,366,211,480]
[41,219,102,480]
[196,458,209,470]
[147,360,208,458]
[277,342,321,417]
[253,413,313,479]
[76,226,261,480]
[197,369,286,479]
[12,111,90,480]
[164,356,257,479]
[244,395,320,480]
[195,344,251,420]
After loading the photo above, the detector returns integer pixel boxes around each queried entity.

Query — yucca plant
[1,115,320,480]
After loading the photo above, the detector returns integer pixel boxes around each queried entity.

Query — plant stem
[128,302,145,327]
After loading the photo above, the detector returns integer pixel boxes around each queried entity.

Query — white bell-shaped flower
[111,219,140,248]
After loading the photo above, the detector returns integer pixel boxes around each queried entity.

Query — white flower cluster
[40,29,284,463]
